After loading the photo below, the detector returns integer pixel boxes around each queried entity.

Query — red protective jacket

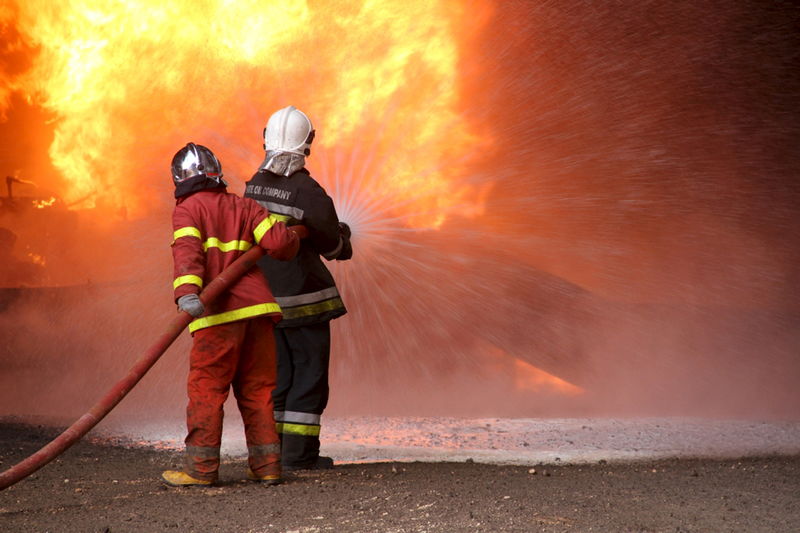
[172,188,299,332]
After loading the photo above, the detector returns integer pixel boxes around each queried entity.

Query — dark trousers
[272,321,331,467]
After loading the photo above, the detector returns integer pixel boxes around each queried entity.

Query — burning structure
[0,0,798,431]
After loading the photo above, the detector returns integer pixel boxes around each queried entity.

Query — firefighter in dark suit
[244,106,352,470]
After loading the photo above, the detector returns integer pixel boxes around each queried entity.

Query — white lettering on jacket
[246,184,291,201]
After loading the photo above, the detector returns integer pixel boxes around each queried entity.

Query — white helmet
[263,105,315,156]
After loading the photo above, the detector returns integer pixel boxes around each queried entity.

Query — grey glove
[177,294,204,317]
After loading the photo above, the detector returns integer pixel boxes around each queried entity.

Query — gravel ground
[2,422,799,532]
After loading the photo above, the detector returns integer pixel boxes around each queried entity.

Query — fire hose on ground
[0,227,306,491]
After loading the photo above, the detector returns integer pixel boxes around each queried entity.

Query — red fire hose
[0,231,302,491]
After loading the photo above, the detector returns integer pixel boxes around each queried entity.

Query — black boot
[283,455,334,471]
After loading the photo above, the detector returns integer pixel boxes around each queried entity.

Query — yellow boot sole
[247,469,281,485]
[161,470,214,486]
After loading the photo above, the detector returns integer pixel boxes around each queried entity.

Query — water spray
[0,228,306,491]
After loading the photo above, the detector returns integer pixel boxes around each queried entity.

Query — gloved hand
[177,294,204,317]
[337,222,353,261]
[290,224,309,239]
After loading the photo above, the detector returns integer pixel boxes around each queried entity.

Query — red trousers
[184,317,280,481]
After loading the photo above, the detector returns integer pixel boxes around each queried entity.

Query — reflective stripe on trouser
[272,322,330,467]
[274,411,321,435]
[185,317,280,480]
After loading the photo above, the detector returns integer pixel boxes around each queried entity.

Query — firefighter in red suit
[161,143,300,487]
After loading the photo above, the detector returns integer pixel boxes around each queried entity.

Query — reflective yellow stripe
[203,238,253,252]
[271,214,291,223]
[276,422,321,437]
[174,226,256,253]
[173,226,202,241]
[253,215,281,243]
[173,274,204,290]
[280,297,345,320]
[188,303,282,332]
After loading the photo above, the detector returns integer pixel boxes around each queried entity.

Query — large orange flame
[2,0,492,225]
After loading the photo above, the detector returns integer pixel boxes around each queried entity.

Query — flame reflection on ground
[88,416,800,466]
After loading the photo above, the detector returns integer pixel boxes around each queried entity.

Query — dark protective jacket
[172,185,299,333]
[244,168,352,327]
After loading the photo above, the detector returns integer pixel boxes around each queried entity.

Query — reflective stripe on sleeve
[173,274,204,290]
[173,226,202,242]
[255,200,304,221]
[203,238,253,252]
[188,303,282,332]
[253,215,282,243]
[276,422,321,437]
[269,213,291,223]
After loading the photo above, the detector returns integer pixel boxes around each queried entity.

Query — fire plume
[32,196,55,209]
[2,0,492,224]
[485,345,585,397]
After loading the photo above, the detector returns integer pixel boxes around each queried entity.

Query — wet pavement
[111,416,800,465]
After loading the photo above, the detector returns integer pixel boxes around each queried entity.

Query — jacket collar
[257,167,309,179]
[174,175,227,200]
